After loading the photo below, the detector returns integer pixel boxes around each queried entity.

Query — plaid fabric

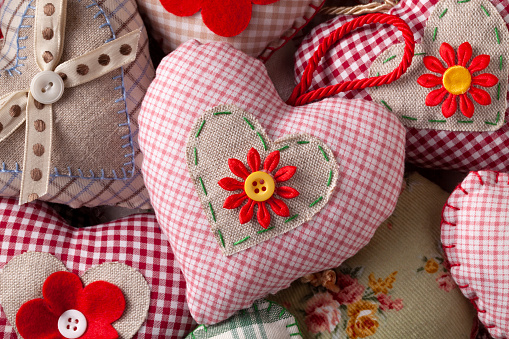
[186,300,302,338]
[138,40,406,324]
[0,197,196,338]
[136,0,325,61]
[294,0,509,172]
[0,0,155,209]
[442,171,509,339]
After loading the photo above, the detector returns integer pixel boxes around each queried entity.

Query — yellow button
[244,171,275,202]
[443,65,472,95]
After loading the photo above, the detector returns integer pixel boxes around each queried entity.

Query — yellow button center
[244,171,275,202]
[443,65,472,95]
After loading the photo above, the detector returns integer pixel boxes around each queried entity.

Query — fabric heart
[138,40,406,323]
[0,197,196,338]
[442,171,509,339]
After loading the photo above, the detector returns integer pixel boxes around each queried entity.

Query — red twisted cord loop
[287,13,415,106]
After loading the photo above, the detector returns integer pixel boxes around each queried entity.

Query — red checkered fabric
[442,171,509,339]
[138,40,406,324]
[295,0,509,172]
[0,197,196,338]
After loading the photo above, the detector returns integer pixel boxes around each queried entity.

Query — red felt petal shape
[469,87,492,105]
[276,186,300,199]
[43,271,83,315]
[159,0,202,16]
[218,177,245,191]
[439,42,456,67]
[417,74,443,88]
[201,0,252,37]
[16,299,60,339]
[423,56,447,74]
[228,158,250,179]
[80,323,119,339]
[239,199,256,224]
[442,94,457,118]
[468,55,491,73]
[274,166,296,182]
[266,197,290,217]
[472,73,499,87]
[263,151,280,172]
[247,147,261,173]
[252,0,280,4]
[224,192,248,209]
[457,42,472,67]
[459,94,475,118]
[425,87,448,106]
[257,202,271,229]
[78,281,125,324]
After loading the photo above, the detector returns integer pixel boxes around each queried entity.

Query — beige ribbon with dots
[0,0,141,204]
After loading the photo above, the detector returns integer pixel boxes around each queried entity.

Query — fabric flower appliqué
[218,147,299,229]
[417,42,498,118]
[160,0,281,37]
[16,271,125,339]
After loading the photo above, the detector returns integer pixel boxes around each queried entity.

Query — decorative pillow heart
[294,0,509,172]
[136,0,325,60]
[442,171,509,339]
[0,197,196,338]
[138,40,407,324]
[0,0,155,208]
[269,173,477,338]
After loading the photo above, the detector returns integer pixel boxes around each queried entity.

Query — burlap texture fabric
[368,0,509,132]
[269,173,476,338]
[186,105,338,256]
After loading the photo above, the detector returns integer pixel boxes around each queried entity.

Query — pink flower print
[376,293,404,311]
[304,293,342,334]
[436,273,457,292]
[332,273,365,305]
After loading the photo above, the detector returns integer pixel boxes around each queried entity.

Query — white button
[57,310,87,338]
[30,71,64,104]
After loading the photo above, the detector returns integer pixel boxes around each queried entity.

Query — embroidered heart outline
[186,104,339,256]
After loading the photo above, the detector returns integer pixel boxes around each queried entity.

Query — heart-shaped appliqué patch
[187,104,338,256]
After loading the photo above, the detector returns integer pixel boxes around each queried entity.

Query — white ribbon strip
[0,91,28,143]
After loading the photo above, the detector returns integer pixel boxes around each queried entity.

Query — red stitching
[443,244,455,248]
[445,203,460,211]
[458,284,469,288]
[470,297,487,313]
[442,219,457,226]
[496,172,499,183]
[458,185,469,195]
[450,263,461,268]
[474,172,484,185]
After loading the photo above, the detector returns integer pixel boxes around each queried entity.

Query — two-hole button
[30,71,64,105]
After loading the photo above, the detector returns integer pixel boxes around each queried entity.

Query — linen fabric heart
[138,40,406,323]
[294,0,509,172]
[0,197,196,338]
[442,171,509,339]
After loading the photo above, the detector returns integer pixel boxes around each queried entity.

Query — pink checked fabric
[442,171,509,339]
[0,197,196,338]
[295,0,509,172]
[138,40,406,324]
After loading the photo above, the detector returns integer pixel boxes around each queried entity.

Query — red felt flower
[417,42,498,118]
[159,0,281,37]
[218,147,299,229]
[16,271,125,339]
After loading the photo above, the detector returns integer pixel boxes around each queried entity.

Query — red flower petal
[439,42,456,67]
[80,323,119,339]
[417,74,443,88]
[468,55,490,73]
[276,186,300,199]
[240,199,256,224]
[459,94,475,118]
[201,0,252,37]
[425,87,448,106]
[228,158,250,179]
[159,0,201,16]
[457,42,472,67]
[469,87,492,105]
[274,166,296,182]
[16,299,59,339]
[266,197,290,217]
[263,151,280,172]
[224,192,248,209]
[472,73,499,87]
[78,281,125,325]
[247,147,261,173]
[257,202,271,229]
[423,56,447,74]
[442,94,457,118]
[252,0,280,4]
[218,177,244,191]
[42,271,83,316]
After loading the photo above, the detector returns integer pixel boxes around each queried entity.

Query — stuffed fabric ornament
[295,0,509,172]
[136,0,325,60]
[0,0,155,208]
[138,38,407,323]
[0,197,196,338]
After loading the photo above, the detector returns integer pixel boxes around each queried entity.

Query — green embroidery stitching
[196,120,206,138]
[381,100,393,111]
[257,132,267,150]
[414,52,427,56]
[457,120,474,124]
[480,4,490,16]
[309,197,324,208]
[498,83,501,100]
[495,27,501,44]
[199,177,207,195]
[194,147,198,165]
[402,115,418,121]
[209,202,216,222]
[244,117,255,130]
[233,236,250,246]
[279,309,286,319]
[213,111,232,115]
[218,229,225,247]
[297,141,310,144]
[285,214,299,223]
[485,111,501,125]
[286,323,298,328]
[257,227,275,234]
[278,145,290,151]
[500,55,504,70]
[327,169,333,187]
[383,55,397,64]
[457,0,471,3]
[267,301,274,312]
[439,8,448,18]
[429,119,447,123]
[318,145,329,161]
[432,27,438,41]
